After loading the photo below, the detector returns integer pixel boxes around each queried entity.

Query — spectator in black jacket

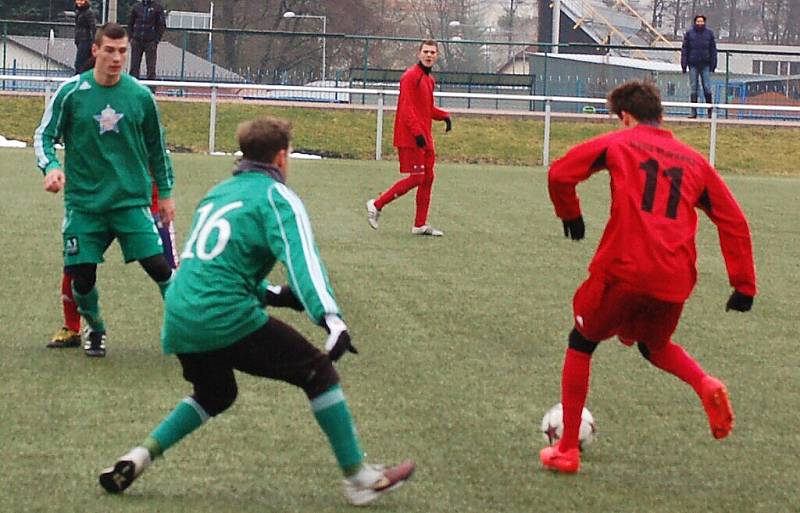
[73,0,96,73]
[681,15,717,118]
[128,0,167,81]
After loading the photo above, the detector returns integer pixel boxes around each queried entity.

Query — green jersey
[162,163,341,354]
[34,71,174,212]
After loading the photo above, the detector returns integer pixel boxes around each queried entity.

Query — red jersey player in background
[540,81,756,473]
[48,183,178,348]
[366,39,452,237]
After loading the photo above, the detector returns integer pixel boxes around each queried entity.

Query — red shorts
[572,274,684,349]
[398,147,435,174]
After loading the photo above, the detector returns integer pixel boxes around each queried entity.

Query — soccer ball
[541,403,597,450]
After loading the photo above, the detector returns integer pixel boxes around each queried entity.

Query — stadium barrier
[4,74,799,167]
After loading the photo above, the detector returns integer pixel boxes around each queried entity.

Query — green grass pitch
[1,148,798,512]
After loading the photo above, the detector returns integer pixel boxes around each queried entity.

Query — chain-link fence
[2,19,800,118]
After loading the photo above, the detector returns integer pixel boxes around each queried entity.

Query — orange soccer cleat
[539,445,581,474]
[700,376,734,440]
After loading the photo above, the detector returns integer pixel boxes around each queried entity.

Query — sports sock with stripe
[72,285,105,333]
[311,384,365,475]
[147,396,209,458]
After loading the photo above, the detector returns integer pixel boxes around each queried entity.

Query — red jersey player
[48,183,179,348]
[366,39,452,236]
[540,81,757,473]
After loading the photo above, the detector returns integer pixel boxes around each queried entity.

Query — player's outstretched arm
[34,77,80,178]
[548,134,611,237]
[265,183,342,325]
[698,166,757,301]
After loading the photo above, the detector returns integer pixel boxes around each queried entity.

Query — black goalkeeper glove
[415,135,427,148]
[726,290,753,312]
[265,285,305,311]
[443,117,452,132]
[562,216,585,241]
[322,314,358,362]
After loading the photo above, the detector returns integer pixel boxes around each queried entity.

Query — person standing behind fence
[366,40,452,237]
[128,0,166,81]
[73,0,96,73]
[681,15,717,119]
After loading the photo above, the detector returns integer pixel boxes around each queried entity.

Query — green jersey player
[98,117,415,506]
[34,23,175,357]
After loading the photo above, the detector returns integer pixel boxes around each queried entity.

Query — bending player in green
[34,22,175,357]
[99,117,415,506]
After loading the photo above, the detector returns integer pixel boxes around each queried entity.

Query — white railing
[3,74,800,167]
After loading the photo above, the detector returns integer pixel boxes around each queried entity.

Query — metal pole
[543,99,552,166]
[102,0,107,24]
[542,52,548,111]
[209,66,217,153]
[709,104,718,166]
[375,92,384,160]
[321,16,326,83]
[45,28,53,106]
[724,52,730,119]
[2,22,7,91]
[180,31,187,80]
[362,38,368,105]
[208,3,214,62]
[180,31,187,96]
[552,0,561,55]
[108,0,117,23]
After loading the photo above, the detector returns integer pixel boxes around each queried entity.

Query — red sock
[645,341,707,395]
[374,174,423,210]
[558,348,592,452]
[62,273,81,332]
[414,177,433,227]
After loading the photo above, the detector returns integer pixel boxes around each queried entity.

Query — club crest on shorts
[65,236,80,256]
[94,105,124,135]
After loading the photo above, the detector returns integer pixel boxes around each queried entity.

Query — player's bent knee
[194,386,237,417]
[304,359,340,401]
[139,254,172,283]
[568,328,599,355]
[65,264,97,294]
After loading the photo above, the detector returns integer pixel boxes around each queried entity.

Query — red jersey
[393,63,449,150]
[548,124,756,302]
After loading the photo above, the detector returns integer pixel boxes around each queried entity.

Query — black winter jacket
[129,0,166,43]
[681,27,717,71]
[74,3,97,44]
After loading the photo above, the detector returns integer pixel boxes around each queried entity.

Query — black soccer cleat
[99,447,151,494]
[99,460,137,494]
[83,328,107,357]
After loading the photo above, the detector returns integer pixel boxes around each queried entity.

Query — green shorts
[62,206,163,266]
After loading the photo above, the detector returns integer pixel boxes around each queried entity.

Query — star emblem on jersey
[94,105,124,135]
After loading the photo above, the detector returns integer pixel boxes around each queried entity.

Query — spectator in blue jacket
[681,15,717,118]
[128,0,167,81]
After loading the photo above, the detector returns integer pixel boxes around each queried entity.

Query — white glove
[323,314,358,361]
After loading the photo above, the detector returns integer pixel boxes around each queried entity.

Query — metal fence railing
[3,19,800,116]
[6,74,799,168]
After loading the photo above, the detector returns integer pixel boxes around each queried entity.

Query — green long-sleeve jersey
[161,165,341,354]
[34,71,173,212]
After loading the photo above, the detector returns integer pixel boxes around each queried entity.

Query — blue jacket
[681,27,717,71]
